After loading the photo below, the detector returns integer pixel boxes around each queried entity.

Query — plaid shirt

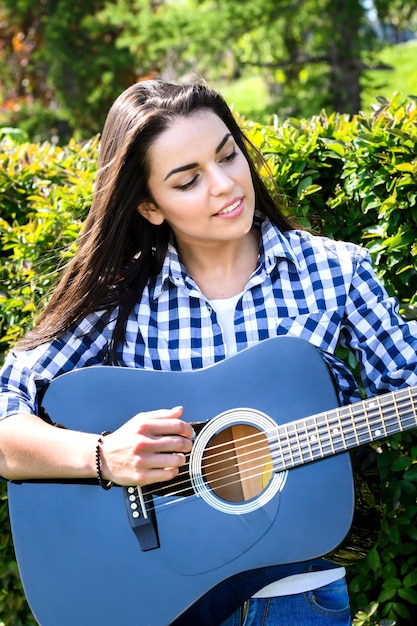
[1,218,417,419]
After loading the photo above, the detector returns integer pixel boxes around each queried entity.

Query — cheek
[156,199,200,228]
[234,161,254,191]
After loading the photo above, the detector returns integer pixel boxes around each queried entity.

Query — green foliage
[98,0,369,116]
[1,94,417,624]
[1,0,406,141]
[218,38,417,126]
[245,92,417,308]
[0,135,98,358]
[350,432,417,625]
[361,40,417,114]
[0,0,137,142]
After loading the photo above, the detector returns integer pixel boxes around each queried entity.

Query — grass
[361,39,417,111]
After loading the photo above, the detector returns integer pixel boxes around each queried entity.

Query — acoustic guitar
[8,336,414,625]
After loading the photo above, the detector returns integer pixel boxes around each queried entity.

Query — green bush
[0,93,417,625]
[0,135,98,360]
[245,92,417,312]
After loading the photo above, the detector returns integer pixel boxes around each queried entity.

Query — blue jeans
[221,577,351,626]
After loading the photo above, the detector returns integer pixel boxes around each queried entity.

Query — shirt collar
[259,218,300,273]
[152,217,300,299]
[153,239,188,299]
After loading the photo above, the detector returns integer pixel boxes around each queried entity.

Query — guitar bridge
[123,486,160,551]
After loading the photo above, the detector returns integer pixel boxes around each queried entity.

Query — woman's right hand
[98,406,194,487]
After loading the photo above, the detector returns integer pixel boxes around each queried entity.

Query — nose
[208,164,234,196]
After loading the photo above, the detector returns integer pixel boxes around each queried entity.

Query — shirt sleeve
[341,247,417,397]
[0,310,114,420]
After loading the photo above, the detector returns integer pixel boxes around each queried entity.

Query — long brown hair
[18,80,296,361]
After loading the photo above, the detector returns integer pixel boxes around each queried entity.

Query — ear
[137,200,165,226]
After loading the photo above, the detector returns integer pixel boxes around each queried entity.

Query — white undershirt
[208,294,345,597]
[209,293,241,356]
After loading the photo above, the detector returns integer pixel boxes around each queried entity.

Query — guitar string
[157,400,412,508]
[141,392,416,510]
[185,392,416,480]
[146,393,416,504]
[144,402,415,514]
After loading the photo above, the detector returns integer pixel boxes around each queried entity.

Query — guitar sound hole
[202,424,273,503]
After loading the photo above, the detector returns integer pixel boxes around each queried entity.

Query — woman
[1,80,417,625]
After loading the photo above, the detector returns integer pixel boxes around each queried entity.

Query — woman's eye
[222,150,238,162]
[175,175,198,191]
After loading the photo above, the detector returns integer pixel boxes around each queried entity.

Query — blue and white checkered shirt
[1,218,417,419]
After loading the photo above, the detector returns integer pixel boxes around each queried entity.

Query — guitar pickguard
[160,490,280,575]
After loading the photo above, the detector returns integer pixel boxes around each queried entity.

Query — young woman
[1,80,417,625]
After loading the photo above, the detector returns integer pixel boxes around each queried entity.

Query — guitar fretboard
[271,385,417,472]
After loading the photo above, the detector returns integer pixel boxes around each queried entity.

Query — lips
[216,198,242,216]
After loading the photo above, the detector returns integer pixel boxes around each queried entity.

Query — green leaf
[366,549,381,572]
[392,600,410,619]
[403,464,417,481]
[393,162,415,173]
[391,456,412,472]
[404,569,417,587]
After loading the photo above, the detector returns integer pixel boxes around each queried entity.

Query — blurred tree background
[1,0,417,143]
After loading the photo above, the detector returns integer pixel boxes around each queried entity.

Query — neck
[178,229,260,300]
[272,385,417,472]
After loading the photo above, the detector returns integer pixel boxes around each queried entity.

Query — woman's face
[138,110,256,253]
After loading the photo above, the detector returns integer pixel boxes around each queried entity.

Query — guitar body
[8,337,355,626]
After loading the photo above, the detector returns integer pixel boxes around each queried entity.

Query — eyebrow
[163,132,232,181]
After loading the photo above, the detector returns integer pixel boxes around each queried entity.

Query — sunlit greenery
[215,39,417,121]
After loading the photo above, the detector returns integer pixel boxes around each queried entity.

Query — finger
[137,432,193,455]
[135,466,183,486]
[137,406,184,420]
[138,451,188,470]
[135,415,194,440]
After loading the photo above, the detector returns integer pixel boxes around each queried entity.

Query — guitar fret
[392,392,403,434]
[305,417,324,460]
[348,405,360,447]
[351,403,369,446]
[314,417,325,457]
[303,418,315,461]
[311,415,325,458]
[273,384,417,473]
[324,412,335,455]
[282,423,296,468]
[398,388,412,431]
[406,387,417,430]
[324,415,342,453]
[333,407,349,452]
[293,420,310,464]
[291,421,306,465]
[315,413,333,457]
[366,397,387,442]
[393,388,417,432]
[295,420,313,465]
[382,393,402,437]
[275,422,304,471]
[269,429,286,473]
[362,399,374,442]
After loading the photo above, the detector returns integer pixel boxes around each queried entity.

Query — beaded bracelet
[95,431,113,490]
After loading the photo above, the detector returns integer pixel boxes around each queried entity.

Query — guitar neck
[273,385,417,472]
